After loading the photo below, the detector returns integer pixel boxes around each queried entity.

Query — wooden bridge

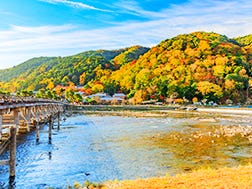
[0,97,65,179]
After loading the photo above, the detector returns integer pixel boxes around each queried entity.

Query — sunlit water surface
[0,112,252,188]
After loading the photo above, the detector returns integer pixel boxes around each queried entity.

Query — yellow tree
[135,68,151,90]
[47,81,55,90]
[79,72,86,85]
[224,80,236,91]
[197,81,223,102]
[91,83,104,93]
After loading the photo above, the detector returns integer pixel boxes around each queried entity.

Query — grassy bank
[72,165,252,188]
[100,165,252,189]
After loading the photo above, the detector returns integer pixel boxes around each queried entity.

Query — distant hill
[0,46,149,92]
[0,57,56,81]
[234,34,252,46]
[113,45,149,66]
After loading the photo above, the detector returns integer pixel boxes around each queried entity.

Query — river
[0,111,252,188]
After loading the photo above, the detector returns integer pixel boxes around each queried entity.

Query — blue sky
[0,0,252,69]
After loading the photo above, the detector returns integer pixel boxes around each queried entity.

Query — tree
[65,89,75,102]
[197,81,223,102]
[104,82,116,96]
[47,81,55,90]
[17,90,33,97]
[79,72,86,85]
[62,76,70,85]
[91,83,104,94]
[134,69,151,90]
[74,93,83,103]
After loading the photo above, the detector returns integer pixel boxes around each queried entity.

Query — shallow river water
[0,111,252,188]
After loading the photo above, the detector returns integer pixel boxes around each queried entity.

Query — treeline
[0,32,252,104]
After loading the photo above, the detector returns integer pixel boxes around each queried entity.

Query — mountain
[111,32,252,104]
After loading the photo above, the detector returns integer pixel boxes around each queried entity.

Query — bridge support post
[27,107,31,132]
[36,123,40,142]
[13,109,19,132]
[0,112,2,142]
[35,109,40,142]
[9,126,17,179]
[57,111,60,130]
[48,115,52,143]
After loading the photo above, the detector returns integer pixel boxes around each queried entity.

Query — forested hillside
[0,31,252,104]
[0,46,149,93]
[0,57,56,81]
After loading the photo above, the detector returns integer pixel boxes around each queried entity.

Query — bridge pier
[26,107,31,132]
[48,115,53,143]
[0,112,2,142]
[9,127,16,178]
[13,109,19,133]
[35,110,40,142]
[36,123,40,143]
[57,111,60,130]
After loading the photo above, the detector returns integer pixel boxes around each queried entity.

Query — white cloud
[10,24,76,34]
[113,0,168,18]
[0,0,252,69]
[39,0,112,12]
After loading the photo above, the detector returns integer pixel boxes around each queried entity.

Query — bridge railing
[0,95,64,106]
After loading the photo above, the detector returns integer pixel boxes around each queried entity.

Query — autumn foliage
[0,32,252,104]
[112,32,252,104]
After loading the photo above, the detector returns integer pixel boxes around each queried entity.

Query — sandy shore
[80,106,252,118]
[197,107,252,115]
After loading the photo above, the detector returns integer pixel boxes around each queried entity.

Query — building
[84,93,126,104]
[113,93,126,99]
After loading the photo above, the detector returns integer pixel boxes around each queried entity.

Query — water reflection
[48,151,52,160]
